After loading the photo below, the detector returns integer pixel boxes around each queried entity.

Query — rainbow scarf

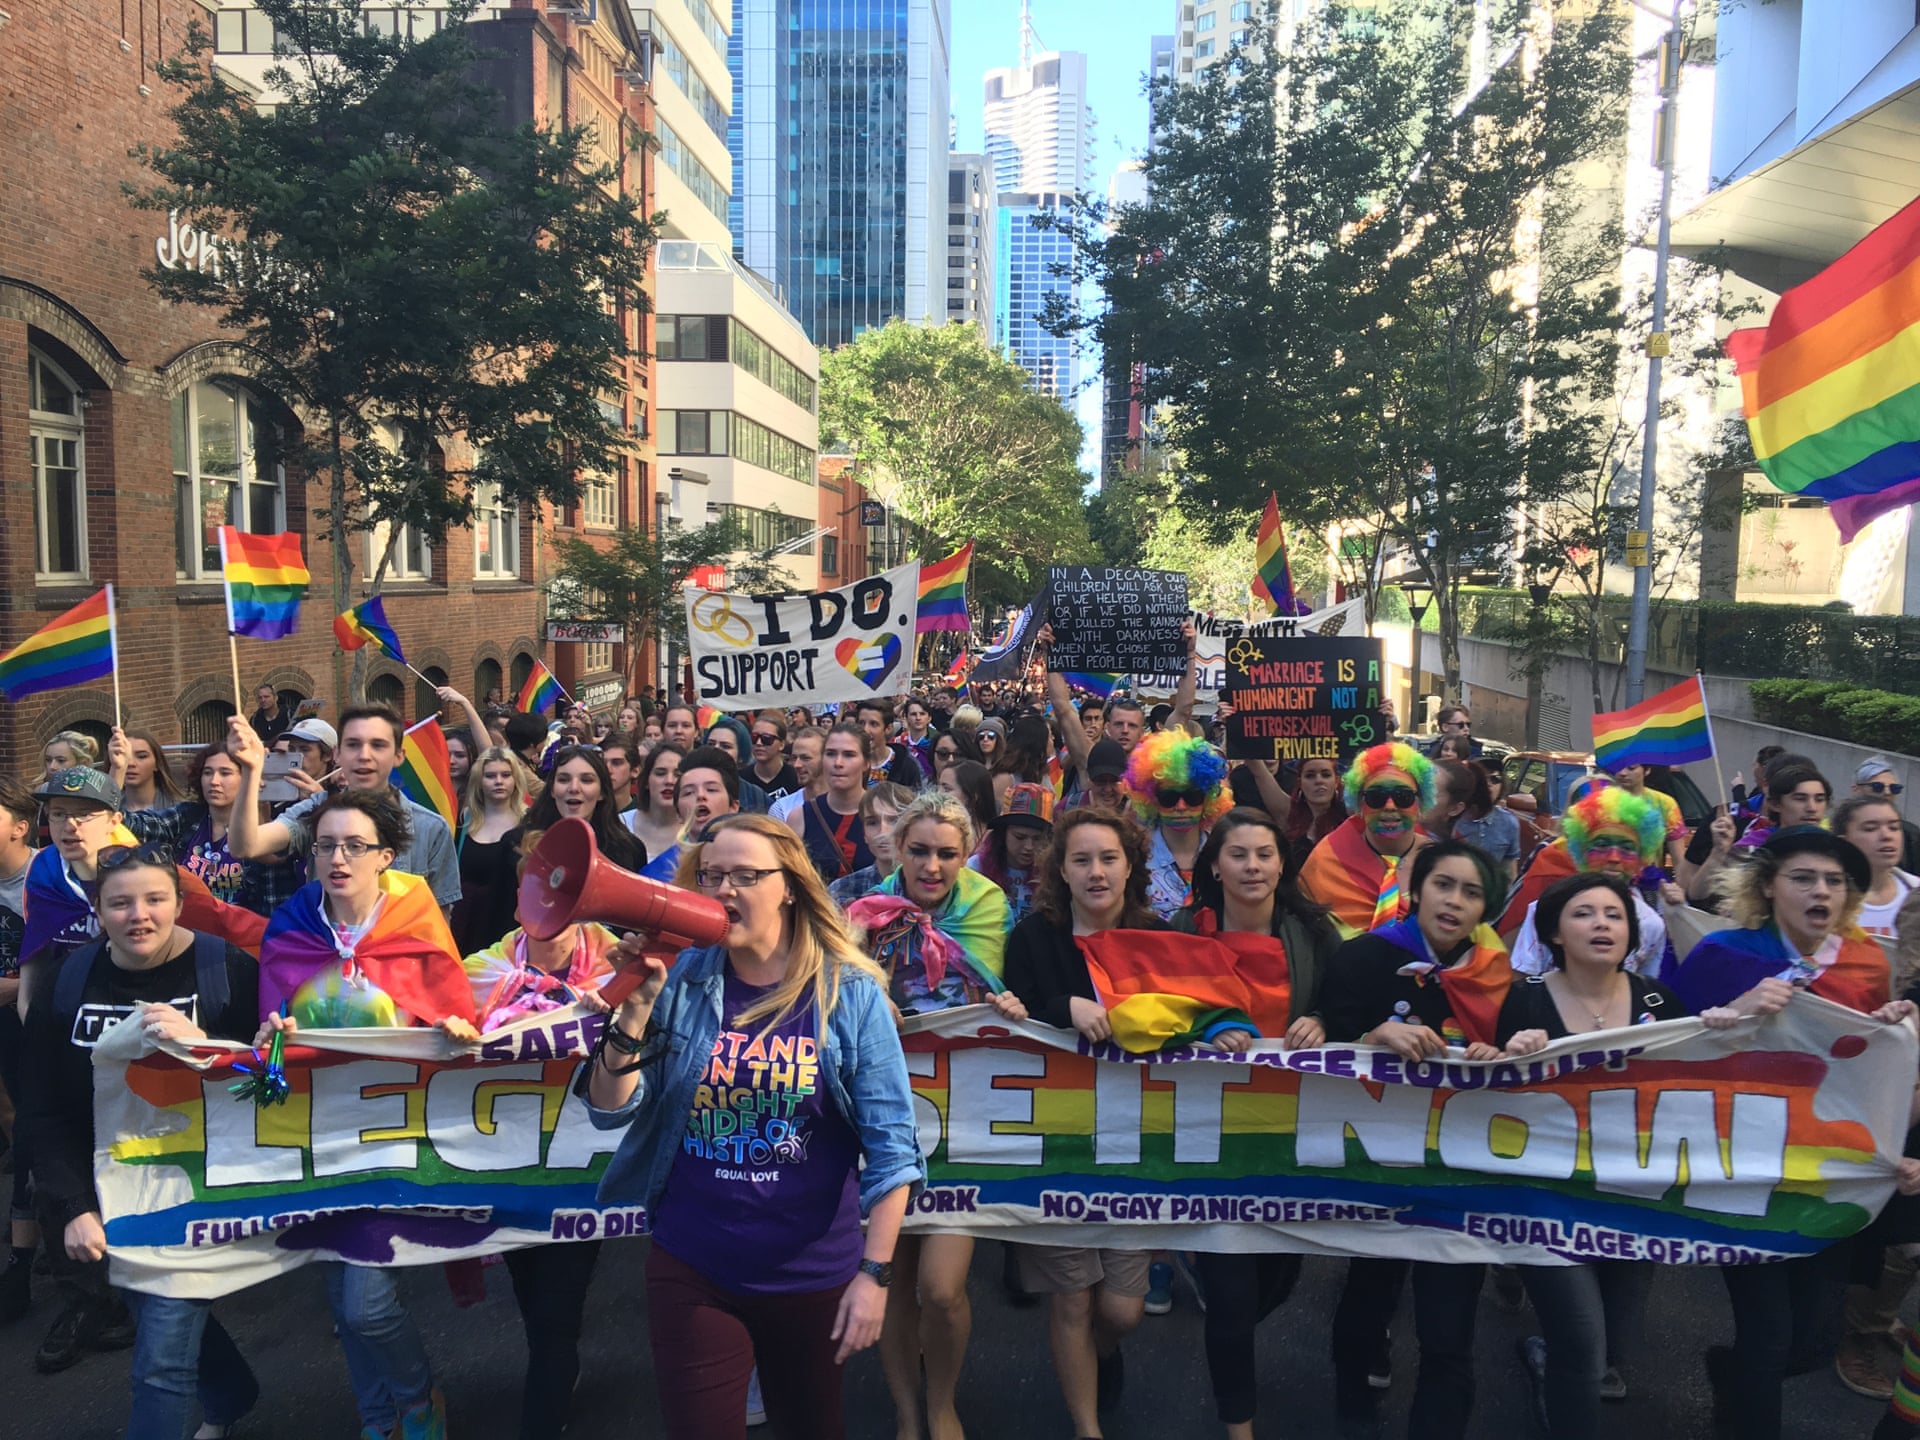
[1078,928,1260,1054]
[847,868,1008,1000]
[1371,915,1513,1049]
[1299,816,1415,939]
[20,823,139,963]
[260,870,474,1028]
[462,923,619,1031]
[1671,921,1889,1017]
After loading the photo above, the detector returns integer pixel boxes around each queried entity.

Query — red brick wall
[0,0,658,769]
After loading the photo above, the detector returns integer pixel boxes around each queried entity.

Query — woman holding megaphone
[582,813,925,1440]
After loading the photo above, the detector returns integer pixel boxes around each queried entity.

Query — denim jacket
[585,943,926,1217]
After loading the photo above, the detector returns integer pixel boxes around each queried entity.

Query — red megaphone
[519,819,731,1005]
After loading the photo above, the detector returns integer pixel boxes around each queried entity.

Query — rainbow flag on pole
[1254,494,1308,616]
[333,596,407,665]
[219,527,309,640]
[915,543,973,634]
[515,659,565,714]
[395,717,458,832]
[0,586,117,701]
[1727,194,1920,542]
[1591,675,1715,772]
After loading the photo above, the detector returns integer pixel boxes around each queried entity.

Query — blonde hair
[674,814,888,1030]
[889,787,976,856]
[465,746,535,827]
[47,730,100,767]
[1712,847,1865,934]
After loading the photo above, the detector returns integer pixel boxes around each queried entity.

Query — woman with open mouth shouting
[1299,743,1437,939]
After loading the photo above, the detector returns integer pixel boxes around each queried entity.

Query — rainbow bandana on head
[1563,787,1667,870]
[1122,731,1233,827]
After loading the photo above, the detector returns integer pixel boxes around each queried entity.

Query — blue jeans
[324,1264,435,1433]
[125,1293,259,1440]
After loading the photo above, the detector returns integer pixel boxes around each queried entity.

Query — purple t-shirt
[649,970,862,1294]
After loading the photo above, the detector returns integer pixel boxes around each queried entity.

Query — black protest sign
[1223,635,1389,763]
[1043,567,1190,677]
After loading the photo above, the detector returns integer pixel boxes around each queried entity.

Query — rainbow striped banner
[515,659,565,714]
[916,543,972,634]
[1591,675,1714,772]
[0,586,117,701]
[1728,194,1920,542]
[219,527,309,640]
[395,716,458,832]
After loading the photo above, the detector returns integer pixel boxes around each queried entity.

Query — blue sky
[950,0,1171,196]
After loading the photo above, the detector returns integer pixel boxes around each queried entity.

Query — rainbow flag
[1254,494,1308,616]
[1727,194,1920,542]
[333,595,406,665]
[515,659,564,714]
[942,650,971,687]
[395,717,458,832]
[219,527,309,640]
[1591,675,1714,772]
[915,543,973,634]
[1065,672,1122,699]
[0,586,116,701]
[695,704,724,731]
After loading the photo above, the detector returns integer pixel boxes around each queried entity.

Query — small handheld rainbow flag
[515,658,566,714]
[1592,675,1714,772]
[1727,194,1920,543]
[395,717,458,832]
[1254,494,1307,617]
[915,543,973,634]
[1065,672,1123,699]
[0,586,117,701]
[220,527,309,640]
[333,595,407,665]
[942,650,972,687]
[695,704,724,731]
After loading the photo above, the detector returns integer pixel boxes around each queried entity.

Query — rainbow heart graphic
[835,632,904,691]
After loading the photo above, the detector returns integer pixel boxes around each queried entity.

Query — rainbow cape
[220,527,308,640]
[1727,194,1920,542]
[515,659,565,714]
[396,718,457,832]
[1298,816,1411,939]
[1371,915,1513,1049]
[259,870,474,1027]
[177,868,267,956]
[1591,675,1713,771]
[1079,928,1259,1054]
[0,586,116,701]
[1187,906,1294,1036]
[1670,922,1889,1017]
[1253,494,1308,616]
[333,595,406,664]
[916,543,972,634]
[461,924,619,1031]
[847,867,1008,1000]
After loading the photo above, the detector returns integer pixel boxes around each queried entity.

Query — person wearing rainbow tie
[1298,743,1436,937]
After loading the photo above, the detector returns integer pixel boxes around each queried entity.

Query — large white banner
[685,561,921,711]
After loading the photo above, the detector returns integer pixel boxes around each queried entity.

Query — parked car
[1501,750,1603,833]
[1646,766,1715,832]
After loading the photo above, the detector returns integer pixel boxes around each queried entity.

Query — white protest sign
[685,562,921,710]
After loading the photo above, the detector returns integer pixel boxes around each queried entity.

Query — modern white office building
[945,153,998,340]
[983,47,1090,194]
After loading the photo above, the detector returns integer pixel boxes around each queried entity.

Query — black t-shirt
[1493,971,1688,1046]
[751,762,803,805]
[1319,931,1476,1042]
[62,939,260,1051]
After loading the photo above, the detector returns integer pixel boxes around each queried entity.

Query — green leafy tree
[819,321,1093,611]
[129,0,656,698]
[546,517,793,696]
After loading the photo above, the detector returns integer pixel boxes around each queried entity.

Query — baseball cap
[1856,756,1895,785]
[33,766,123,810]
[1087,738,1128,781]
[994,782,1056,831]
[286,718,338,750]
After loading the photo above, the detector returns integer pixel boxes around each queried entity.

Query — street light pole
[1625,1,1685,705]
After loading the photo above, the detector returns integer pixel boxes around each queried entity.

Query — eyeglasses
[693,867,783,890]
[1156,787,1207,809]
[312,838,388,859]
[99,843,175,870]
[1867,781,1906,796]
[1362,784,1420,810]
[751,733,779,746]
[1777,868,1846,893]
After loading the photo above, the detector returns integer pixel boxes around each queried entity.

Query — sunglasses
[1362,784,1420,811]
[98,843,175,870]
[1156,787,1207,809]
[1867,781,1906,796]
[751,733,779,746]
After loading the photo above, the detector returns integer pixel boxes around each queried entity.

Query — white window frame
[29,351,87,583]
[582,473,618,530]
[366,421,432,581]
[581,640,615,674]
[472,480,521,579]
[174,377,288,580]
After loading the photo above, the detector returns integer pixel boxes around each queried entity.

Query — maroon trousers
[644,1244,851,1440]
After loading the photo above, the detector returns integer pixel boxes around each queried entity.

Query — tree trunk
[328,415,352,713]
[1436,580,1463,704]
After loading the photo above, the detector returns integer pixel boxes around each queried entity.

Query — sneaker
[745,1367,766,1428]
[397,1389,447,1440]
[1143,1262,1173,1316]
[1518,1335,1549,1432]
[1837,1332,1897,1401]
[1172,1252,1208,1314]
[1368,1329,1393,1391]
[91,1297,134,1352]
[34,1303,95,1374]
[1599,1365,1627,1402]
[1097,1346,1125,1410]
[0,1254,29,1326]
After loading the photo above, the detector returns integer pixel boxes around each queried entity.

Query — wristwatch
[857,1258,894,1288]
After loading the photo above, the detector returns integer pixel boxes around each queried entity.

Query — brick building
[0,0,658,772]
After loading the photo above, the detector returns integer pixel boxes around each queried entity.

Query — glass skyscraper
[730,0,951,351]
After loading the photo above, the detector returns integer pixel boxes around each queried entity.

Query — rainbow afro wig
[1124,731,1234,826]
[1563,786,1666,869]
[1341,743,1436,813]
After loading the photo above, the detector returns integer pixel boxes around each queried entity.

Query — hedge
[1747,679,1920,755]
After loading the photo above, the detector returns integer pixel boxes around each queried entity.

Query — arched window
[174,378,287,579]
[415,666,448,722]
[509,653,534,701]
[71,718,113,760]
[29,350,87,581]
[184,699,236,747]
[474,658,503,709]
[367,673,406,717]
